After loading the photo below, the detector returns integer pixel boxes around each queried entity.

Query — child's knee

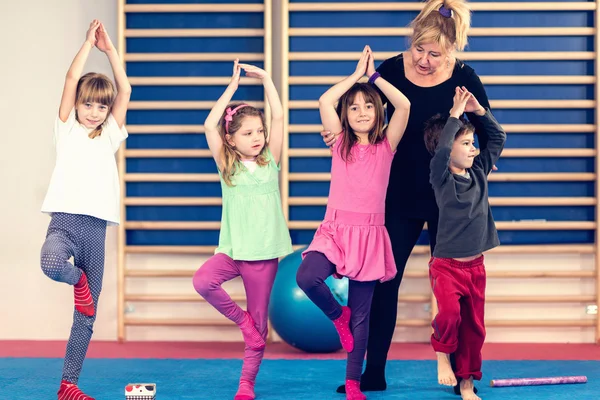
[40,248,65,281]
[295,266,309,291]
[295,265,318,293]
[40,234,70,273]
[192,267,217,297]
[296,253,328,291]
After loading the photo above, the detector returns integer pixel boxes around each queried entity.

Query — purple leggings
[296,251,376,381]
[193,253,278,383]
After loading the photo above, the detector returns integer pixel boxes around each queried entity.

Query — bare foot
[436,352,457,386]
[460,377,481,400]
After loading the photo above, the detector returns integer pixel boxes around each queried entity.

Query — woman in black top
[324,0,492,394]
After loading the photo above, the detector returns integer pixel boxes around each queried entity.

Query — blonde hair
[410,0,471,53]
[218,103,269,186]
[75,72,116,138]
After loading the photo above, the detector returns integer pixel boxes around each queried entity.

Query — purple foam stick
[491,376,587,387]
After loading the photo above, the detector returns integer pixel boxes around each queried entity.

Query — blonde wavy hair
[410,0,471,53]
[218,103,269,186]
[75,72,116,139]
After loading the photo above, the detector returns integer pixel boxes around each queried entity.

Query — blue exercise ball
[269,247,349,353]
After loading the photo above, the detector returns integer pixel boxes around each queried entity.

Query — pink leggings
[193,253,278,383]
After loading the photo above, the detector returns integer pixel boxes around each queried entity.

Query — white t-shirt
[41,109,128,226]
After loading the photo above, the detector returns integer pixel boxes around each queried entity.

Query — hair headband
[439,5,452,18]
[224,104,250,134]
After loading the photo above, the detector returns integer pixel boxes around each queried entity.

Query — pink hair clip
[225,104,250,134]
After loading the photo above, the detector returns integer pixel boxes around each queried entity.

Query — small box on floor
[125,383,156,399]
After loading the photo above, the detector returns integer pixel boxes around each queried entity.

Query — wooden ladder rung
[125,269,594,280]
[486,295,596,303]
[125,294,246,303]
[403,270,595,279]
[396,319,596,328]
[486,319,596,328]
[125,318,235,327]
[396,295,597,304]
[124,245,429,255]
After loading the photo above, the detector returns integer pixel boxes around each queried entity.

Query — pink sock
[345,379,366,400]
[58,380,95,400]
[238,311,265,351]
[234,379,255,400]
[74,273,95,317]
[332,306,354,352]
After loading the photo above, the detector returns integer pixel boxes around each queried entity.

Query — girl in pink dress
[296,45,411,400]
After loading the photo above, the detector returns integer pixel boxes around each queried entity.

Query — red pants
[429,256,486,380]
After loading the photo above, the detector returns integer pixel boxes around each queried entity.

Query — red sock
[58,380,95,400]
[345,379,366,400]
[333,306,354,352]
[234,379,255,400]
[74,273,95,317]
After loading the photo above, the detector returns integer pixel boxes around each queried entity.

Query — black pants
[365,215,439,371]
[297,251,377,381]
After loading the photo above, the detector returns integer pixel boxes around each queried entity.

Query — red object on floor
[1,341,600,360]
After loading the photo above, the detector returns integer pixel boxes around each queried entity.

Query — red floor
[1,341,599,360]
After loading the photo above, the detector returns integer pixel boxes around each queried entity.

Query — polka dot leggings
[40,212,107,384]
[296,251,377,381]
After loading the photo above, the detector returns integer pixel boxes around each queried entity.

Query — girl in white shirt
[40,20,131,400]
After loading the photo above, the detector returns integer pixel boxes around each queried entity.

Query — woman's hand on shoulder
[321,130,337,148]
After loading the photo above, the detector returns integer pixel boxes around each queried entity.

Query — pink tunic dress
[303,135,397,282]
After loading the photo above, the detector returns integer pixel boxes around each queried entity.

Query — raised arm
[463,69,491,150]
[367,48,409,152]
[96,22,131,128]
[59,20,99,122]
[460,87,506,174]
[318,46,370,134]
[319,53,398,148]
[430,87,470,188]
[238,63,284,165]
[204,60,241,170]
[473,110,506,174]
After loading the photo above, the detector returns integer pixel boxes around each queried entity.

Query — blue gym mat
[1,359,596,399]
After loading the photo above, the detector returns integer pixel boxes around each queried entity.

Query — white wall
[0,0,596,343]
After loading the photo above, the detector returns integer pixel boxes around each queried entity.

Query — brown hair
[335,83,386,161]
[424,114,474,155]
[410,0,471,53]
[75,72,116,139]
[218,103,269,186]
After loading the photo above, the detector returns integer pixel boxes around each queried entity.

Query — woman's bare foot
[436,352,457,386]
[460,377,481,400]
